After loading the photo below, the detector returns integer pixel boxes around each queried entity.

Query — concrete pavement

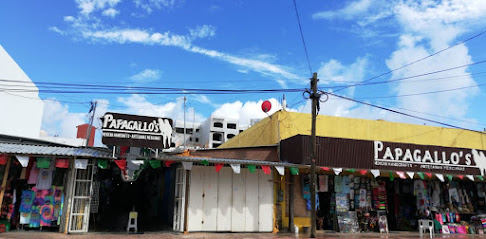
[1,231,486,239]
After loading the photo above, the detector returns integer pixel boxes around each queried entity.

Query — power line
[357,82,486,100]
[325,91,484,133]
[292,0,313,75]
[334,29,486,92]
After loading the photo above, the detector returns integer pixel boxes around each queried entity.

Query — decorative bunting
[248,164,256,173]
[74,159,88,169]
[131,160,144,165]
[370,169,380,178]
[215,163,224,172]
[436,173,445,182]
[346,168,355,173]
[289,167,299,175]
[320,167,330,171]
[417,172,425,180]
[275,166,285,176]
[261,165,271,175]
[164,160,175,167]
[477,175,484,181]
[406,172,415,179]
[389,172,394,181]
[230,164,241,174]
[37,158,51,169]
[425,172,432,178]
[114,159,127,170]
[98,159,108,169]
[182,162,193,171]
[15,155,29,167]
[466,175,475,181]
[55,159,69,168]
[0,154,7,165]
[149,160,161,169]
[457,175,464,180]
[446,174,453,181]
[333,168,342,175]
[201,159,209,166]
[359,169,367,175]
[396,171,406,179]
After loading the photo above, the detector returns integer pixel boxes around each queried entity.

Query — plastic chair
[127,211,138,233]
[419,219,434,238]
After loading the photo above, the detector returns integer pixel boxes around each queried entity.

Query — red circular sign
[261,100,272,113]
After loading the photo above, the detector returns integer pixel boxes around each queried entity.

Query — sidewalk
[1,231,486,239]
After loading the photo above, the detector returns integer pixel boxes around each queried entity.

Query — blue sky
[1,0,486,139]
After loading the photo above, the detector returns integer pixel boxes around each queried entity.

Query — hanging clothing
[36,164,54,190]
[27,162,39,184]
[335,176,343,193]
[318,175,328,192]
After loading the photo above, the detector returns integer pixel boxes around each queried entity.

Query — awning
[158,155,308,168]
[0,142,113,159]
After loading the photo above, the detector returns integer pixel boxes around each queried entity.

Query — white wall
[0,45,44,138]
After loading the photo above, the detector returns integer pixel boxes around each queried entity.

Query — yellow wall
[221,110,486,150]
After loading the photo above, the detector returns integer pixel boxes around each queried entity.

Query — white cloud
[49,26,66,35]
[133,0,178,14]
[41,99,86,138]
[75,0,121,15]
[102,8,119,17]
[130,69,161,82]
[211,98,287,126]
[189,25,216,40]
[313,0,373,20]
[317,57,368,85]
[116,94,206,122]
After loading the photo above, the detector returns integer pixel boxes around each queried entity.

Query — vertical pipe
[289,173,295,232]
[310,72,318,237]
[183,169,190,234]
[0,156,11,210]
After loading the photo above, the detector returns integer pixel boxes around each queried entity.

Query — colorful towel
[29,206,40,228]
[20,212,31,224]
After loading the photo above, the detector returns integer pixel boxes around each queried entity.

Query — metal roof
[0,143,113,158]
[158,155,309,168]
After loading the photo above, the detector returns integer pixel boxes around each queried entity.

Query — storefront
[279,134,486,234]
[0,143,112,233]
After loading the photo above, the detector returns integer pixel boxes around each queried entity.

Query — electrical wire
[357,82,486,100]
[292,0,313,75]
[334,29,486,92]
[325,91,484,133]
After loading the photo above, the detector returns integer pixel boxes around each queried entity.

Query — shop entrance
[90,163,177,232]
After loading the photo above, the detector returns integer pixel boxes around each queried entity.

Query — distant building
[0,45,44,138]
[200,116,241,148]
[172,120,202,148]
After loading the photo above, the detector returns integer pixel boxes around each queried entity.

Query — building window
[189,137,193,142]
[227,134,235,139]
[213,122,223,128]
[227,123,237,129]
[186,128,193,134]
[195,138,199,142]
[196,129,200,132]
[212,133,222,141]
[175,128,184,133]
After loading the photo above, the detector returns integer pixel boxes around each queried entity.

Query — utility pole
[310,72,318,238]
[85,101,97,147]
[183,96,187,149]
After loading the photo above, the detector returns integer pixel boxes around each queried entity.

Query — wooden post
[288,173,295,232]
[0,156,12,210]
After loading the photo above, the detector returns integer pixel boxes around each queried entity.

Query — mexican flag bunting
[359,169,367,175]
[201,159,209,166]
[320,167,330,171]
[436,173,445,182]
[396,171,406,179]
[446,174,453,181]
[406,172,415,179]
[182,162,193,170]
[261,165,271,175]
[215,163,224,172]
[389,171,394,181]
[417,172,425,180]
[333,168,342,175]
[290,167,299,175]
[466,175,475,181]
[230,164,240,174]
[247,164,256,173]
[275,166,285,176]
[164,160,175,167]
[370,169,380,178]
